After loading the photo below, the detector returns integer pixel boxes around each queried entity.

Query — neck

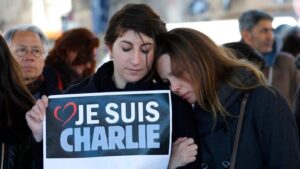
[112,73,126,89]
[24,78,36,85]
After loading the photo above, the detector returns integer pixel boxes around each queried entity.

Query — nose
[131,50,141,65]
[170,81,181,94]
[23,51,35,60]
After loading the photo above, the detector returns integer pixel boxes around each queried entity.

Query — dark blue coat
[195,83,300,169]
[64,61,201,169]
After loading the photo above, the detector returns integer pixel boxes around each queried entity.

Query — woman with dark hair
[26,4,200,169]
[0,34,35,168]
[44,28,100,90]
[156,28,300,169]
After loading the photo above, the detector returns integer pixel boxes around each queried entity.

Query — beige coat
[263,51,298,108]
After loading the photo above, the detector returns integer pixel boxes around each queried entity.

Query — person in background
[275,25,300,83]
[4,24,61,99]
[156,28,300,169]
[25,4,200,169]
[0,34,35,168]
[239,10,298,108]
[4,24,61,169]
[43,28,99,90]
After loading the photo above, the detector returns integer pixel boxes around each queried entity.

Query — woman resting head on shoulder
[26,4,199,169]
[156,28,300,168]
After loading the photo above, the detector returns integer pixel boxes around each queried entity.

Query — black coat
[293,85,300,143]
[64,61,201,168]
[0,77,61,169]
[195,82,300,169]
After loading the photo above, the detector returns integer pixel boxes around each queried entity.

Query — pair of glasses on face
[14,47,44,58]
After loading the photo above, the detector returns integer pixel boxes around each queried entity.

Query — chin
[127,77,143,83]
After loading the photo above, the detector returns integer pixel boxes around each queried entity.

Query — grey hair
[3,24,49,52]
[239,10,273,32]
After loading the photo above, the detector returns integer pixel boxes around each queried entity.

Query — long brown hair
[158,28,266,119]
[0,35,34,140]
[46,28,99,75]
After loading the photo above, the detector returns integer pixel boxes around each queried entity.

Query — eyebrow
[120,40,153,46]
[15,44,42,49]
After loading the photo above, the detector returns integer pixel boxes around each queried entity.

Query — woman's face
[156,54,197,104]
[109,30,155,89]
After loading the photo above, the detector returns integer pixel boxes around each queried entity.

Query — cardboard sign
[44,90,172,169]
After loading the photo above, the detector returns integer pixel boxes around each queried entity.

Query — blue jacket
[194,71,300,169]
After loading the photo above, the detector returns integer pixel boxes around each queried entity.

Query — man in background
[239,10,298,108]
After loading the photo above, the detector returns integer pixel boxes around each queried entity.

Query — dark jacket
[43,64,83,91]
[0,76,61,169]
[0,125,33,169]
[293,85,300,141]
[195,71,300,169]
[64,61,201,168]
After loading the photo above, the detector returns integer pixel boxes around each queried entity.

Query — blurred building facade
[0,0,297,35]
[0,0,297,64]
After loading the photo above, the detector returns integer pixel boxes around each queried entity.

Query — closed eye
[122,47,131,52]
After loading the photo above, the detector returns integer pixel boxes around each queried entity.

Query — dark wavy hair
[0,35,34,141]
[46,28,99,75]
[104,3,167,80]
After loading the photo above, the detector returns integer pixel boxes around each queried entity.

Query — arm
[168,137,198,169]
[25,95,48,142]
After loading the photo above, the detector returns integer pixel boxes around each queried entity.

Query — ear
[241,30,251,45]
[106,44,113,58]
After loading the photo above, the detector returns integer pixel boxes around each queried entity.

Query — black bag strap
[229,92,249,169]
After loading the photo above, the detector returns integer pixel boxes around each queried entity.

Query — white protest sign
[44,90,172,169]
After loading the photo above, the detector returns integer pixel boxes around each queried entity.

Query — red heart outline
[53,102,77,126]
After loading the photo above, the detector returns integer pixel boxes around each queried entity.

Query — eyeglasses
[14,47,44,58]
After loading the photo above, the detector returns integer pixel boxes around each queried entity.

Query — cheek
[37,60,45,71]
[145,52,155,66]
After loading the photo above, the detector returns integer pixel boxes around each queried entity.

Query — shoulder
[249,86,290,111]
[277,51,296,64]
[64,75,97,94]
[247,86,294,128]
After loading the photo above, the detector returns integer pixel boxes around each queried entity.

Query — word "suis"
[75,101,160,125]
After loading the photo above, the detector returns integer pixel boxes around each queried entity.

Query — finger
[36,99,47,118]
[32,104,42,119]
[188,144,198,151]
[173,137,188,145]
[186,156,196,164]
[26,111,41,123]
[184,138,195,146]
[41,95,48,107]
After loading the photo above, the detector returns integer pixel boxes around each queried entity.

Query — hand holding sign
[168,137,198,169]
[26,95,48,142]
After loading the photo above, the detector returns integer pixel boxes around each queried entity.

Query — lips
[181,92,190,100]
[23,66,35,71]
[127,68,143,75]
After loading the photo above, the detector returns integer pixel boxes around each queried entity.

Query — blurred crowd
[1,3,300,169]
